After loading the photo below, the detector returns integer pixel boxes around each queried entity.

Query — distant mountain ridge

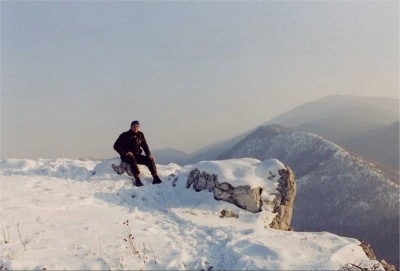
[266,95,399,128]
[266,95,399,174]
[152,148,190,165]
[153,132,251,165]
[218,124,399,267]
[154,95,399,177]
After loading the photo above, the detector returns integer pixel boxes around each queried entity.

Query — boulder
[214,182,263,213]
[186,164,296,230]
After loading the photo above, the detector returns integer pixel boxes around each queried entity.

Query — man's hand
[148,155,154,161]
[125,152,134,157]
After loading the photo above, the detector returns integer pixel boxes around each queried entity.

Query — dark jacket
[113,130,151,157]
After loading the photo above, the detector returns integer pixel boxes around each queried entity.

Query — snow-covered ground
[0,158,382,270]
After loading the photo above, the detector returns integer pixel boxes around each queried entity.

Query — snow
[0,158,382,270]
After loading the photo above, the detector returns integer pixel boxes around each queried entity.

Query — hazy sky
[1,1,399,159]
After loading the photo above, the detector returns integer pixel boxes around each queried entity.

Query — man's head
[131,120,140,132]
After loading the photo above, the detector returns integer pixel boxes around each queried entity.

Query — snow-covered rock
[183,159,296,231]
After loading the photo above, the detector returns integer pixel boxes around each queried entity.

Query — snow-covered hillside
[0,158,383,270]
[218,125,399,267]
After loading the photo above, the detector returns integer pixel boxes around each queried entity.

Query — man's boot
[133,174,144,187]
[152,175,162,184]
[126,164,134,177]
[112,163,125,175]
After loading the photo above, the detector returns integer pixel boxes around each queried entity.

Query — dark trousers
[121,155,157,176]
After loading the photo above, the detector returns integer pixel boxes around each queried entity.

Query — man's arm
[113,134,126,156]
[140,132,151,157]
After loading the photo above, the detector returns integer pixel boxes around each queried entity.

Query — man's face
[131,124,140,133]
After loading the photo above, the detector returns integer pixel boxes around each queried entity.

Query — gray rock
[269,166,296,231]
[186,168,218,192]
[186,164,296,230]
[214,182,263,213]
[219,209,239,218]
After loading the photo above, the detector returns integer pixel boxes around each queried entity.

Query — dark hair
[131,120,140,126]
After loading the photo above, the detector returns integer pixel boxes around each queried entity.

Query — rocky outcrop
[360,240,396,271]
[186,168,218,192]
[269,166,296,231]
[186,165,296,230]
[360,240,377,261]
[186,168,263,212]
[380,260,397,271]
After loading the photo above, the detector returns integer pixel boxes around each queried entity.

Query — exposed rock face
[186,165,296,230]
[360,240,396,271]
[380,260,397,271]
[186,168,218,192]
[214,183,263,213]
[360,239,377,260]
[269,166,296,231]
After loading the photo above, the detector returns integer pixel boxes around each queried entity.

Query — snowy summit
[0,158,383,270]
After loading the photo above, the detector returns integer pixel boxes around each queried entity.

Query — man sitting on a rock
[113,120,162,187]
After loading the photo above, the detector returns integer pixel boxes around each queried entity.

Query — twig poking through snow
[16,222,26,251]
[183,200,203,215]
[148,243,157,264]
[123,220,140,258]
[1,220,10,244]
